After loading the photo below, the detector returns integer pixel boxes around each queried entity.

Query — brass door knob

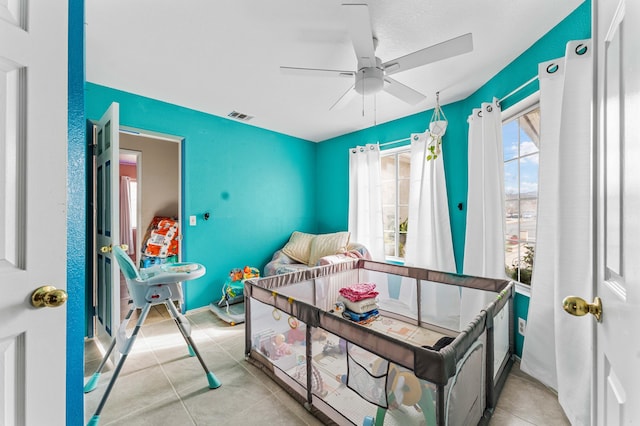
[562,296,602,322]
[31,285,68,308]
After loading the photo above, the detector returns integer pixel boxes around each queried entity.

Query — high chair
[85,246,221,426]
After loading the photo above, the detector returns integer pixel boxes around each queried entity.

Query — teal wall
[68,0,85,424]
[85,84,317,310]
[514,291,531,357]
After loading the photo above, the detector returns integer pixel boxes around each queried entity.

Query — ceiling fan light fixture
[354,66,384,95]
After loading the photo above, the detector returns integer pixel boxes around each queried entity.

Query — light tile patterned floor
[84,307,569,425]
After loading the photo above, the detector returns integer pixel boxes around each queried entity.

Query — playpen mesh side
[444,332,487,426]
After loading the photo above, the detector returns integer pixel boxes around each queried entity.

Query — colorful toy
[243,265,260,280]
[273,334,292,358]
[210,266,260,326]
[330,301,345,316]
[219,266,260,306]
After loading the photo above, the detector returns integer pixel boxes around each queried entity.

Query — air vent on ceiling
[227,110,254,121]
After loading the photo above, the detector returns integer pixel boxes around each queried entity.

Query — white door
[593,0,640,423]
[0,3,68,425]
[94,103,121,349]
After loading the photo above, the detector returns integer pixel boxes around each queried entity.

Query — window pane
[129,181,137,228]
[399,206,409,227]
[502,120,519,161]
[380,149,411,260]
[504,160,518,200]
[503,106,539,286]
[399,179,410,205]
[384,231,396,256]
[520,153,539,196]
[505,238,519,280]
[508,242,535,285]
[381,180,396,205]
[519,110,540,154]
[523,243,536,284]
[519,199,537,243]
[381,155,395,179]
[398,152,411,178]
[505,200,519,238]
[382,206,396,231]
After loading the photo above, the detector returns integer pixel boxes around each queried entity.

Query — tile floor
[84,306,570,425]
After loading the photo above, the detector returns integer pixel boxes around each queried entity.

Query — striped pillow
[308,232,351,267]
[281,231,316,264]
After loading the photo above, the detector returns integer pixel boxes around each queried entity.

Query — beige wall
[120,133,179,238]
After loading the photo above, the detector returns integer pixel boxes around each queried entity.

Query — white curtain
[348,144,385,261]
[403,132,458,329]
[520,40,592,426]
[461,98,505,327]
[404,132,456,272]
[120,176,134,255]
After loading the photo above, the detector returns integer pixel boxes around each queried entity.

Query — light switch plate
[189,215,196,226]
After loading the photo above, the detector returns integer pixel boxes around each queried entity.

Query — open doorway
[88,126,183,337]
[117,129,182,322]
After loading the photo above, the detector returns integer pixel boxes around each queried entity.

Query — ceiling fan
[280,2,474,110]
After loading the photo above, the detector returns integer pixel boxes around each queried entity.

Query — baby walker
[209,266,259,325]
[84,246,221,426]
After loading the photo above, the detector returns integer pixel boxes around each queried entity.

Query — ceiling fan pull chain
[374,94,377,127]
[361,69,365,117]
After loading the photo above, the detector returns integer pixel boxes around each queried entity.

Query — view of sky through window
[503,108,540,285]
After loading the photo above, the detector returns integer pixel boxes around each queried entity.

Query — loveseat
[264,231,370,276]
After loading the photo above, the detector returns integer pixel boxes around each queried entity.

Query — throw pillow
[281,231,316,264]
[307,231,351,267]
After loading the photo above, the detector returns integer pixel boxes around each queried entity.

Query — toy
[274,334,292,358]
[210,265,260,326]
[312,329,328,341]
[330,301,345,316]
[286,326,306,344]
[243,265,260,280]
[218,266,260,307]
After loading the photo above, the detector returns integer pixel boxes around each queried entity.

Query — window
[380,149,411,259]
[129,179,137,228]
[502,105,540,285]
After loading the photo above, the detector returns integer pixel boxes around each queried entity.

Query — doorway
[88,126,183,338]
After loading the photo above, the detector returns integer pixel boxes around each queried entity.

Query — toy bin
[244,259,513,426]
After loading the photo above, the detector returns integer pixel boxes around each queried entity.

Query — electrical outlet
[518,318,527,336]
[189,215,196,226]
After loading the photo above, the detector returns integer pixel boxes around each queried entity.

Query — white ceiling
[85,0,584,142]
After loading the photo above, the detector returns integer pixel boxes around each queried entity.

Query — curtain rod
[379,137,411,147]
[498,75,538,105]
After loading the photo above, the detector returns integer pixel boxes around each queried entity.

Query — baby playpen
[244,259,513,426]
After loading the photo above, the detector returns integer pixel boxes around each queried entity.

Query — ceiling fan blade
[280,66,354,78]
[342,3,376,68]
[383,77,426,105]
[329,84,356,110]
[383,33,473,75]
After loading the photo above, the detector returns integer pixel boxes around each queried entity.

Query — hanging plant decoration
[426,92,448,161]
